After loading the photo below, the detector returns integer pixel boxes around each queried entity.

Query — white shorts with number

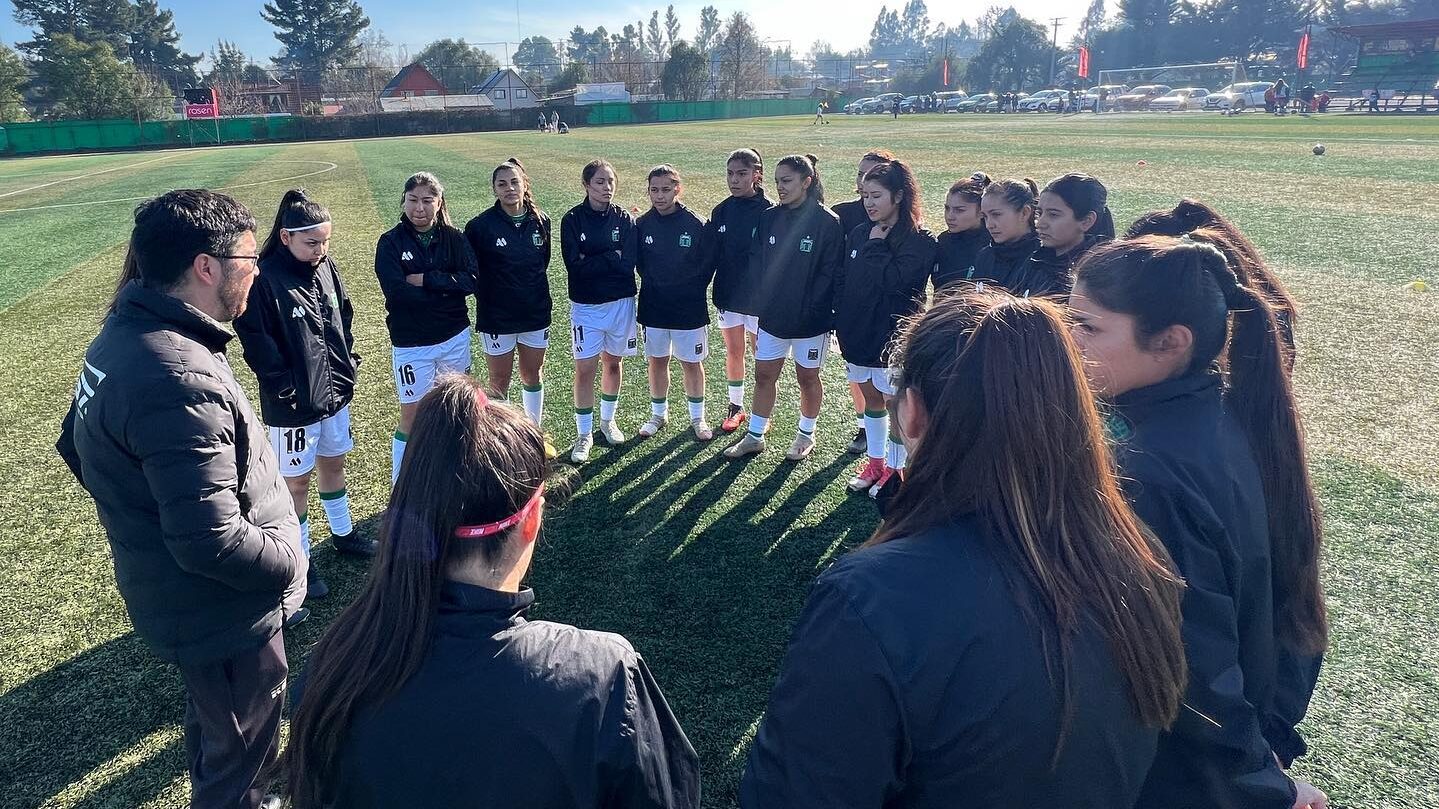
[480,328,549,357]
[644,325,710,362]
[846,363,897,396]
[755,328,830,369]
[570,298,638,360]
[716,309,759,334]
[392,328,472,404]
[270,406,354,478]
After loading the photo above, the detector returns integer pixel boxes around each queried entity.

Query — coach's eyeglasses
[210,254,260,262]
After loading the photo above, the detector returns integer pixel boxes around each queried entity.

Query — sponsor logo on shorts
[679,233,692,248]
[800,236,814,253]
[495,237,508,247]
[404,389,414,397]
[695,343,704,355]
[808,348,820,360]
[628,338,637,349]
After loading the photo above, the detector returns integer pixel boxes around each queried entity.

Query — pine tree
[664,5,682,51]
[129,0,201,89]
[260,0,370,78]
[12,0,134,58]
[647,10,667,60]
[695,6,722,54]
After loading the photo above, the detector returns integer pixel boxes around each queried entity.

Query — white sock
[798,415,817,436]
[599,395,618,423]
[522,384,543,424]
[651,398,669,418]
[319,487,352,536]
[576,409,594,436]
[855,414,865,432]
[890,437,908,470]
[748,413,770,439]
[298,512,311,557]
[688,397,704,422]
[728,381,744,407]
[391,431,407,484]
[864,411,888,460]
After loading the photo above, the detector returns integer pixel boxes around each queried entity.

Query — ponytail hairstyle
[777,153,825,204]
[861,148,897,164]
[403,171,452,228]
[728,147,764,192]
[581,158,615,185]
[260,188,330,261]
[648,163,682,184]
[1124,198,1298,337]
[283,374,574,809]
[1041,173,1115,240]
[872,290,1186,751]
[861,158,922,230]
[492,158,540,219]
[983,177,1039,229]
[947,171,992,205]
[1074,237,1327,656]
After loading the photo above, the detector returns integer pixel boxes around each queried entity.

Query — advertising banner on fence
[184,88,219,120]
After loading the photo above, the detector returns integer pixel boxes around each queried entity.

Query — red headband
[453,484,544,539]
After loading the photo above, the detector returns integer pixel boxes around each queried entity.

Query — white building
[472,69,540,110]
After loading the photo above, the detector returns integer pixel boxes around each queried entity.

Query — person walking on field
[57,189,307,809]
[813,101,829,125]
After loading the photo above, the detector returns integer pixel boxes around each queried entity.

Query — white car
[1082,84,1129,111]
[1149,87,1210,111]
[844,97,873,114]
[1019,89,1066,112]
[1203,81,1272,111]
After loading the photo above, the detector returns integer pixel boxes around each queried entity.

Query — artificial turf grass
[0,114,1436,807]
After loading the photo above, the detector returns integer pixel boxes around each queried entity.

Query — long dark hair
[862,159,922,230]
[1124,198,1298,328]
[283,374,568,808]
[493,157,540,219]
[777,153,825,204]
[403,171,452,228]
[260,188,330,261]
[1075,237,1327,655]
[1042,173,1115,240]
[947,171,991,205]
[727,147,763,192]
[871,290,1187,749]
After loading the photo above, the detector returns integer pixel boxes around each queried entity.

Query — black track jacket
[374,218,477,348]
[707,190,769,314]
[752,199,844,340]
[561,201,638,305]
[636,203,714,330]
[465,202,554,335]
[835,221,938,368]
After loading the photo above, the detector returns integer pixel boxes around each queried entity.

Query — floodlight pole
[1048,17,1063,87]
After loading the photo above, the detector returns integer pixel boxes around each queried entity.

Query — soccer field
[2,112,1437,808]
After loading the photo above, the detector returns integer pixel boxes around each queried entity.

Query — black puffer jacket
[970,231,1040,291]
[56,281,304,665]
[707,190,769,315]
[835,221,937,368]
[234,250,359,428]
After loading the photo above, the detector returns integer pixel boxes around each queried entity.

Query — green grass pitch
[1,112,1436,808]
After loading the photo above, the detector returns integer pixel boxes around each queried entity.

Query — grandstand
[1329,18,1439,110]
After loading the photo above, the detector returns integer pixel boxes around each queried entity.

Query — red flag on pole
[1297,28,1310,70]
[1078,46,1091,79]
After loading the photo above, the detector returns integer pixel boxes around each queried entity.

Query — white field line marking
[0,160,339,214]
[0,153,178,199]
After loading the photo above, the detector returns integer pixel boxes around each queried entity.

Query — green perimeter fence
[0,98,831,157]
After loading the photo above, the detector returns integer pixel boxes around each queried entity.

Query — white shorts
[393,328,472,404]
[846,363,897,396]
[570,298,638,360]
[269,406,353,478]
[755,328,830,369]
[717,309,759,334]
[644,325,710,362]
[480,328,549,357]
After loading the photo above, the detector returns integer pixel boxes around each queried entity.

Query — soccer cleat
[332,531,377,557]
[597,419,626,446]
[542,433,559,461]
[720,404,747,433]
[723,432,766,458]
[691,418,714,441]
[639,415,667,438]
[282,606,310,630]
[785,432,817,461]
[569,432,595,464]
[869,466,897,499]
[305,565,329,601]
[845,427,867,455]
[846,457,888,493]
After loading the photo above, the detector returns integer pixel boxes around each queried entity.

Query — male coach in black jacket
[56,190,305,809]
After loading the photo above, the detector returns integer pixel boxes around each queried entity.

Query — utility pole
[1048,17,1063,87]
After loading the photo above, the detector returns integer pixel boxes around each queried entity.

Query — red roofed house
[381,63,448,98]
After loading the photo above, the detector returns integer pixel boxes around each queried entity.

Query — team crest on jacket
[800,236,814,253]
[611,227,621,242]
[532,231,543,247]
[679,233,692,248]
[328,293,339,310]
[496,237,508,247]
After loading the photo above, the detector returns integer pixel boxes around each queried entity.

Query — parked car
[844,97,873,114]
[1113,84,1172,110]
[1149,87,1211,111]
[936,90,968,112]
[984,93,1028,112]
[955,92,996,112]
[1019,89,1066,112]
[900,95,922,113]
[1203,81,1272,111]
[1082,84,1130,111]
[862,92,904,113]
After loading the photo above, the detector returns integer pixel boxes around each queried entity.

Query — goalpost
[1097,61,1248,89]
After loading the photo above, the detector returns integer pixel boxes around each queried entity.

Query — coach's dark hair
[1125,198,1298,341]
[727,148,764,192]
[982,177,1039,229]
[112,189,256,309]
[403,171,451,228]
[283,374,573,808]
[260,188,330,261]
[871,290,1186,754]
[1043,173,1115,240]
[581,158,615,185]
[493,158,540,219]
[777,153,825,204]
[947,171,991,204]
[862,159,922,230]
[1075,237,1327,656]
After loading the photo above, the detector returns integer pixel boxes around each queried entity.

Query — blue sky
[3,0,1089,65]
